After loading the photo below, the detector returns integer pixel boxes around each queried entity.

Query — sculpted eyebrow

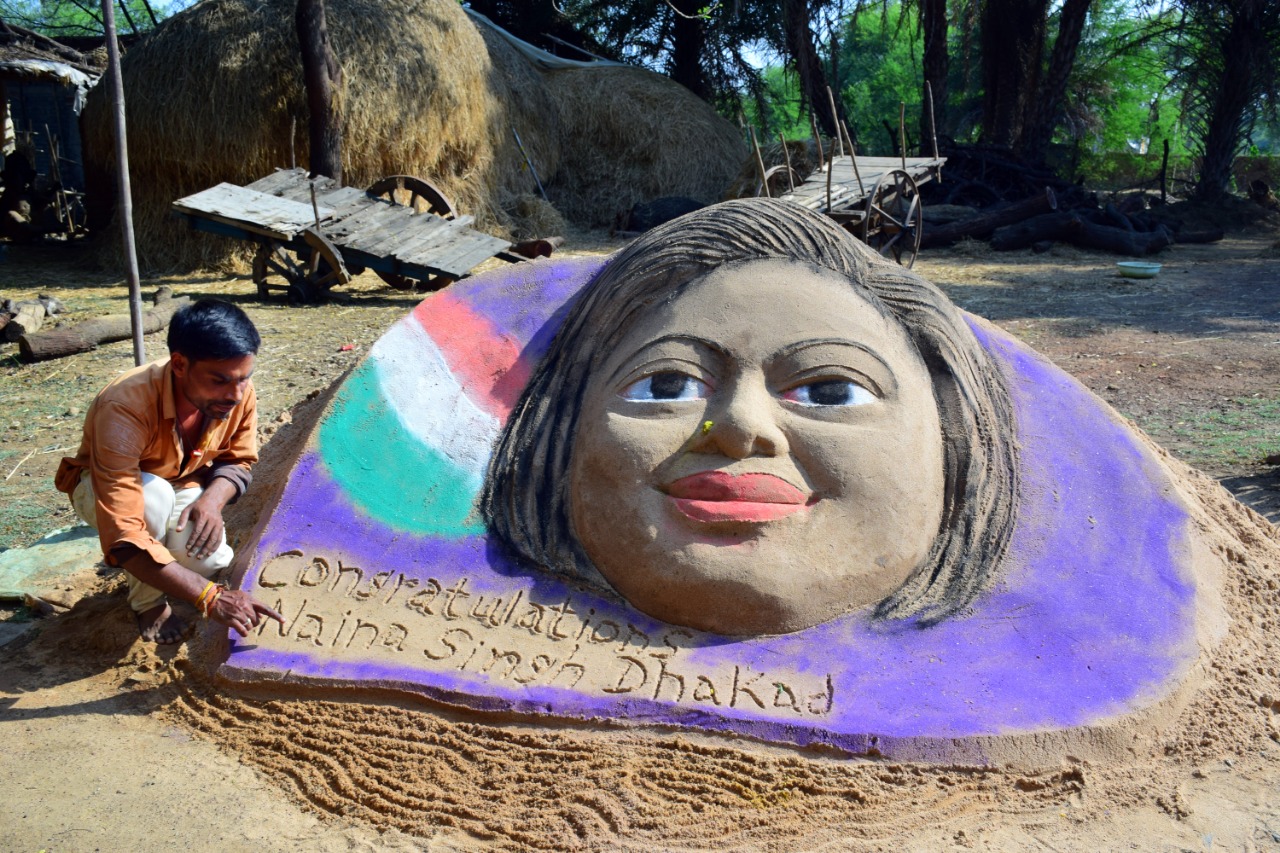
[606,334,724,386]
[774,338,898,390]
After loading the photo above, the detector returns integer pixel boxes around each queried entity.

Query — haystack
[81,0,558,271]
[542,65,746,228]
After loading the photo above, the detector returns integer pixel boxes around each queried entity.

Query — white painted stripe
[368,317,499,477]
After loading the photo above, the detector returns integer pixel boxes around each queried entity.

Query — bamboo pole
[899,101,907,170]
[826,87,843,159]
[749,126,770,198]
[841,120,864,196]
[809,111,825,171]
[101,0,145,366]
[924,81,940,159]
[778,132,795,192]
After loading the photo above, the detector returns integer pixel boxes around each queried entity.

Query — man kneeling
[56,299,282,643]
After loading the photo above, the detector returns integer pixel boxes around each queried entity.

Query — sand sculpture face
[483,199,1020,638]
[570,260,946,635]
[229,200,1218,762]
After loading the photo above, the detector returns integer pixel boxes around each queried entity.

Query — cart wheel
[251,229,351,303]
[367,175,457,291]
[755,165,802,198]
[368,175,457,218]
[860,169,923,268]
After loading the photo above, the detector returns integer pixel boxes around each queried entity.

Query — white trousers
[72,471,233,613]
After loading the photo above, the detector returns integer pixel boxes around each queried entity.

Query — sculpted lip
[664,471,812,523]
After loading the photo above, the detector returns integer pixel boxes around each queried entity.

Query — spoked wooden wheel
[367,175,457,290]
[860,169,923,268]
[755,164,802,198]
[252,228,351,304]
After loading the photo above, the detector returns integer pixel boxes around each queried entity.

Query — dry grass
[542,65,747,227]
[723,137,820,199]
[81,0,551,271]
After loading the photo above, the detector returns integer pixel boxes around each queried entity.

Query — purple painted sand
[223,257,1198,757]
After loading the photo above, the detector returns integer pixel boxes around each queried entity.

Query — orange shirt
[55,358,258,567]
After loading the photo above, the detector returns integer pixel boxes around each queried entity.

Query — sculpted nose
[700,378,787,459]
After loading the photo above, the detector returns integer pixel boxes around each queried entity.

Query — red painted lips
[664,471,812,523]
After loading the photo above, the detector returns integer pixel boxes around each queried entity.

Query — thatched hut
[2,28,101,194]
[81,0,747,271]
[82,0,558,271]
[542,65,746,228]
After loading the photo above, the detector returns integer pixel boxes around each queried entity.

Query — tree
[1171,0,1280,201]
[974,0,1095,161]
[296,0,341,181]
[551,0,777,111]
[0,0,168,37]
[919,0,948,149]
[781,0,838,136]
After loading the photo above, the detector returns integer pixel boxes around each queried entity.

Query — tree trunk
[920,0,949,147]
[783,0,838,136]
[1016,0,1092,162]
[19,295,190,363]
[980,0,1048,147]
[670,0,708,99]
[296,0,343,182]
[1193,1,1266,203]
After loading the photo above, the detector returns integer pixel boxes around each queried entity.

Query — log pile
[920,143,1223,255]
[15,288,189,363]
[1,295,66,342]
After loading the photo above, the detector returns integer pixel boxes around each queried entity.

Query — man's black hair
[167,299,260,361]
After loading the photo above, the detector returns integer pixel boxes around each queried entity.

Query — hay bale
[506,193,567,241]
[542,65,746,228]
[724,138,818,200]
[474,23,562,232]
[82,0,556,272]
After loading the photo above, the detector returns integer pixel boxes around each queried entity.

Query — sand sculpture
[220,199,1226,765]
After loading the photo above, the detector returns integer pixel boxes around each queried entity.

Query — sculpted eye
[781,379,876,407]
[622,372,711,402]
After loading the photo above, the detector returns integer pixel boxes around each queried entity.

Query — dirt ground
[2,210,1280,851]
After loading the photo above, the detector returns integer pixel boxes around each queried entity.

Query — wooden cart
[173,169,523,302]
[774,154,945,268]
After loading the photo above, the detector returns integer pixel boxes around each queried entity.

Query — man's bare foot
[135,602,189,644]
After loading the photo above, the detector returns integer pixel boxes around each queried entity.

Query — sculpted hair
[482,198,1018,627]
[168,298,260,361]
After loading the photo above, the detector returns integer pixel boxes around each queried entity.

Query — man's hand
[176,478,237,560]
[208,588,285,637]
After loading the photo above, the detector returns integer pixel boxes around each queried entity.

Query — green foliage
[0,0,186,37]
[1058,0,1195,179]
[837,7,922,154]
[743,4,926,152]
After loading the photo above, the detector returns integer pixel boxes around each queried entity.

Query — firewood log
[3,301,46,342]
[920,188,1058,248]
[18,295,190,362]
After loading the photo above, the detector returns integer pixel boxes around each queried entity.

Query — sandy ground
[3,217,1280,851]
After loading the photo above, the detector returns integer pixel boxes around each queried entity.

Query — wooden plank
[335,205,414,245]
[415,227,508,277]
[392,215,475,255]
[244,168,308,195]
[316,186,374,222]
[395,218,481,268]
[319,203,405,241]
[442,235,512,277]
[172,183,333,241]
[343,219,425,257]
[398,233,479,274]
[389,213,476,257]
[355,215,442,257]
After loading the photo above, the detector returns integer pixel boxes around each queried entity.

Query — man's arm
[119,550,283,635]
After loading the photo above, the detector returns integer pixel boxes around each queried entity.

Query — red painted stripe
[413,292,530,419]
